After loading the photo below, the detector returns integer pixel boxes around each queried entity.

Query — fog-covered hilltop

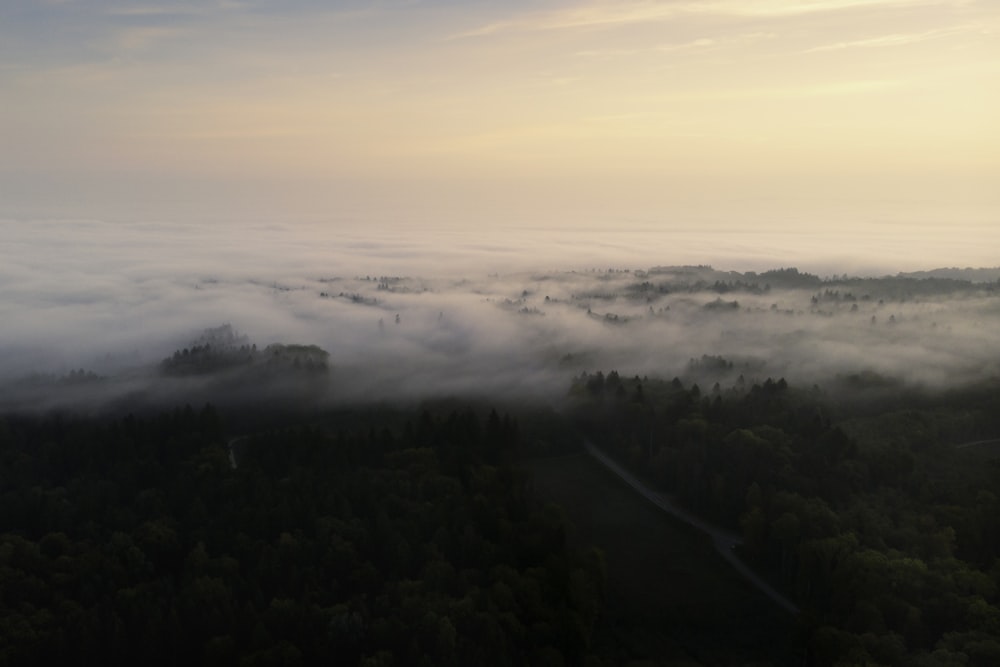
[897,267,1000,283]
[0,324,332,416]
[159,324,328,378]
[1,264,998,414]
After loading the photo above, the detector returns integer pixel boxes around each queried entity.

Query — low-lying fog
[2,218,999,412]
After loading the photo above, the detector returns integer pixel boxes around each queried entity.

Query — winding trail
[955,438,1000,450]
[227,435,249,469]
[584,440,799,615]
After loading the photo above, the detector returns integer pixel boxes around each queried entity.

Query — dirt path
[955,438,1000,449]
[585,440,799,615]
[227,434,249,469]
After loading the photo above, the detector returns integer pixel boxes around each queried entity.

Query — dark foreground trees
[0,405,604,666]
[571,371,1000,666]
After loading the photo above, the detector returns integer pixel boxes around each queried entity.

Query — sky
[1,0,998,256]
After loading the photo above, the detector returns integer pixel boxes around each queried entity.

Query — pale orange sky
[1,0,997,235]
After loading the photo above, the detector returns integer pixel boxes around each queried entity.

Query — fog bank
[2,219,998,411]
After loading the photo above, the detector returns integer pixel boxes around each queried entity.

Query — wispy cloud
[724,0,968,18]
[111,26,186,51]
[794,78,904,95]
[447,21,514,39]
[453,0,968,37]
[575,48,639,57]
[106,7,193,16]
[656,32,776,53]
[648,78,905,101]
[803,25,977,52]
[657,37,718,52]
[104,1,246,17]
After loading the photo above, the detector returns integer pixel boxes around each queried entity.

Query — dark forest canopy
[568,370,1000,666]
[3,365,1000,664]
[0,404,605,666]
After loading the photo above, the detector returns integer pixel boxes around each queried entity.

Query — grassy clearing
[531,452,799,666]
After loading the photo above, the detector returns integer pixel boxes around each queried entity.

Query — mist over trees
[3,255,1000,664]
[2,263,998,413]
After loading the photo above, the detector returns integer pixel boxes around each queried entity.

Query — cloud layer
[2,219,998,412]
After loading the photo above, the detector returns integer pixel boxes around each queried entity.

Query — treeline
[161,343,329,376]
[159,324,329,377]
[614,265,997,306]
[570,371,1000,666]
[0,405,604,665]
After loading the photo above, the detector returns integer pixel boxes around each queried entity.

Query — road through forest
[584,440,799,615]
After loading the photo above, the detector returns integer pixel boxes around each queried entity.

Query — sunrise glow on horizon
[1,0,997,240]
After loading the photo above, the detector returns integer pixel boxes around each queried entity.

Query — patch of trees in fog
[160,325,329,377]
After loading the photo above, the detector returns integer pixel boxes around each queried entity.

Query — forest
[3,266,1000,665]
[567,369,1000,665]
[4,368,1000,664]
[0,404,605,665]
